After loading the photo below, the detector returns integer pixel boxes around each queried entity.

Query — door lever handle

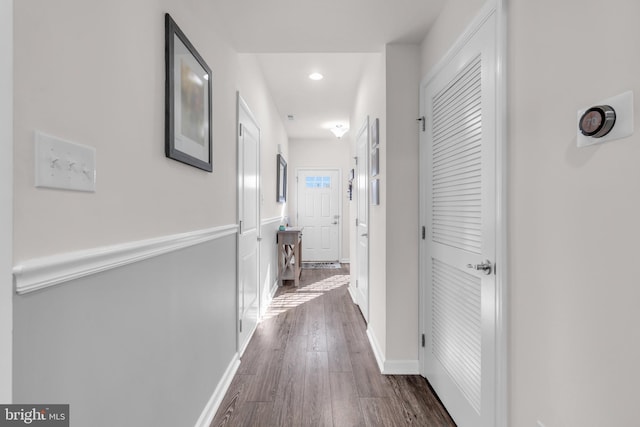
[361,233,368,237]
[332,221,338,225]
[466,260,492,275]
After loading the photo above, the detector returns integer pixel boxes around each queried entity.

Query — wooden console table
[277,227,303,286]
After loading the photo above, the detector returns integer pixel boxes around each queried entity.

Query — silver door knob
[361,233,368,237]
[332,221,338,225]
[467,260,492,275]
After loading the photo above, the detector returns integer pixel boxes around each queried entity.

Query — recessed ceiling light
[309,72,324,81]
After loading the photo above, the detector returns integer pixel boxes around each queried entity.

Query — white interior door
[237,94,260,355]
[354,118,369,322]
[420,12,497,427]
[297,169,340,262]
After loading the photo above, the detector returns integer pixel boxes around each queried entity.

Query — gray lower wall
[13,235,237,427]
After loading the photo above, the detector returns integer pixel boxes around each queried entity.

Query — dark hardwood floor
[211,265,456,427]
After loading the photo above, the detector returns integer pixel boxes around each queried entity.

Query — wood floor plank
[387,375,457,426]
[330,371,365,427]
[326,313,353,373]
[302,351,332,426]
[270,333,307,426]
[218,401,273,427]
[360,397,409,427]
[306,296,327,352]
[350,349,392,398]
[210,374,254,427]
[288,298,310,336]
[244,348,283,402]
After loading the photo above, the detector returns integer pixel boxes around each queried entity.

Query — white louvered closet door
[422,11,496,427]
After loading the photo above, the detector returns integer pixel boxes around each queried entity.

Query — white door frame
[353,118,370,321]
[418,2,508,426]
[295,167,343,262]
[0,0,13,403]
[236,93,261,356]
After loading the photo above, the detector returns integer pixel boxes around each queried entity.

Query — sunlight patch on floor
[262,274,350,320]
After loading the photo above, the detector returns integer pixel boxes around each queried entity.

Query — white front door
[354,118,369,322]
[420,11,498,427]
[296,169,341,262]
[237,94,260,355]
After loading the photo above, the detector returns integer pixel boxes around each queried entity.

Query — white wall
[0,0,13,404]
[350,52,387,354]
[289,137,351,261]
[237,53,290,222]
[509,1,640,426]
[350,45,422,369]
[384,44,421,362]
[420,0,486,77]
[14,0,238,262]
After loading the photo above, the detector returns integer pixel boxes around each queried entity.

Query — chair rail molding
[13,224,238,295]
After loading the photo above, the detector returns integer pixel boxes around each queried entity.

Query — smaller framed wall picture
[277,154,287,203]
[371,147,379,177]
[165,13,213,172]
[371,118,379,148]
[371,178,380,206]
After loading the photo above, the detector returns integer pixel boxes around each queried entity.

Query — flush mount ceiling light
[309,72,324,81]
[330,124,348,139]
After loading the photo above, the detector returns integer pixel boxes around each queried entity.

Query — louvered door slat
[431,258,482,413]
[431,55,482,254]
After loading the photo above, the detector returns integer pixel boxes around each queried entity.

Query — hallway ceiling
[210,0,445,53]
[210,0,446,139]
[254,53,371,140]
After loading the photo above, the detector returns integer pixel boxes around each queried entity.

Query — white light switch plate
[577,91,634,148]
[35,131,96,192]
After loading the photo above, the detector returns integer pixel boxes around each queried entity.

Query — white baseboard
[260,279,279,319]
[366,328,419,375]
[340,258,350,264]
[347,286,357,303]
[193,353,241,427]
[366,328,385,373]
[238,321,258,358]
[383,359,420,375]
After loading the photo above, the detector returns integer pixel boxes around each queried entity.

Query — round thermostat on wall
[579,105,616,138]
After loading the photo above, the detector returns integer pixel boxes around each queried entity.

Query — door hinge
[239,123,243,137]
[356,218,359,226]
[417,116,425,132]
[239,319,243,332]
[239,220,242,235]
[356,279,359,288]
[421,334,425,347]
[421,226,426,240]
[354,156,358,165]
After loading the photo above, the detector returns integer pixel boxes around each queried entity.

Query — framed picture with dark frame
[277,154,287,203]
[165,13,213,172]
